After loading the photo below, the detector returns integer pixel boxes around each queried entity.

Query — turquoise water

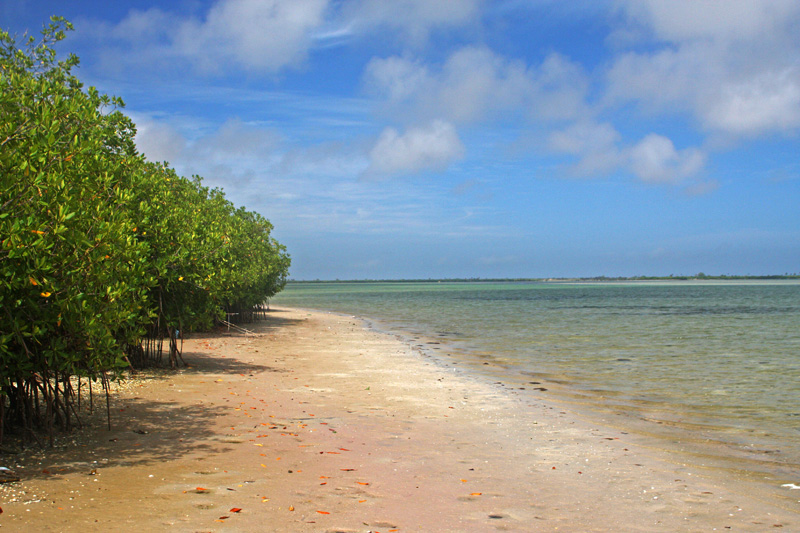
[272,280,800,484]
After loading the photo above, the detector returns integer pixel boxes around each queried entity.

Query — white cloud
[109,8,172,41]
[608,1,800,139]
[702,69,800,136]
[606,44,800,138]
[365,120,465,178]
[129,115,428,236]
[548,121,621,176]
[363,55,430,104]
[435,47,532,123]
[364,46,596,139]
[605,45,712,113]
[106,0,800,197]
[174,0,328,73]
[619,0,800,44]
[133,117,187,164]
[88,0,329,75]
[87,0,484,75]
[548,121,619,156]
[343,0,482,46]
[365,46,567,125]
[626,134,705,184]
[530,53,592,121]
[364,42,714,185]
[548,124,706,184]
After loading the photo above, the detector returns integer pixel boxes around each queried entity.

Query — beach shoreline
[1,306,797,531]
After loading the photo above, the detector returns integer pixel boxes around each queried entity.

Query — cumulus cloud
[360,2,799,187]
[619,0,800,44]
[548,124,706,184]
[105,0,800,194]
[365,47,588,125]
[605,45,712,113]
[365,120,465,178]
[435,47,533,123]
[92,0,484,75]
[626,134,705,184]
[549,121,619,155]
[109,7,173,41]
[608,1,800,139]
[87,0,329,75]
[133,118,187,164]
[702,69,800,136]
[363,55,430,104]
[529,53,592,122]
[548,121,622,176]
[174,0,328,73]
[364,40,715,185]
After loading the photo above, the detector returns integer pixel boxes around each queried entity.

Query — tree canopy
[0,17,290,444]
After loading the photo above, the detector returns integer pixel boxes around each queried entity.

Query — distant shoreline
[289,274,800,283]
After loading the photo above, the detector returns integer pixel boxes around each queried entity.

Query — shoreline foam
[1,306,797,531]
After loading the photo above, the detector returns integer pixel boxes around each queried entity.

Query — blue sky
[3,1,799,279]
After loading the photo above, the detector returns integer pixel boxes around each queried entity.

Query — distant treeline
[290,274,800,283]
[0,18,290,445]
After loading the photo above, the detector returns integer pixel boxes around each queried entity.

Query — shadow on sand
[2,309,306,482]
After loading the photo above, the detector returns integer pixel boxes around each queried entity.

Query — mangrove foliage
[0,18,290,445]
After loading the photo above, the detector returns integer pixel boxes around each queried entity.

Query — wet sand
[1,307,797,531]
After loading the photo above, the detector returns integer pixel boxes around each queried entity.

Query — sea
[271,280,800,500]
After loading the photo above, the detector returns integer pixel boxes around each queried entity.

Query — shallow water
[272,280,800,490]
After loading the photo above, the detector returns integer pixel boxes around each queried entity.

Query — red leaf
[230,508,242,513]
[317,511,330,515]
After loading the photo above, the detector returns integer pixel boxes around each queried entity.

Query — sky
[3,1,800,279]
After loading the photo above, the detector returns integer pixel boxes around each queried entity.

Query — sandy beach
[1,307,797,532]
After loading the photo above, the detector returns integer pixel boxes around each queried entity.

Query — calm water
[272,280,800,486]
